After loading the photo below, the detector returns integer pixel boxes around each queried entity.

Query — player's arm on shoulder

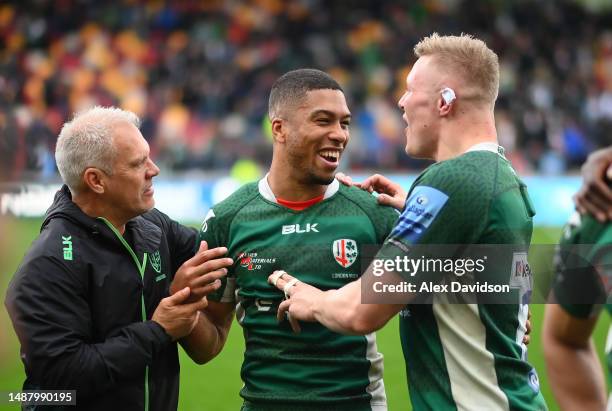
[179,300,234,364]
[542,304,606,411]
[337,172,407,210]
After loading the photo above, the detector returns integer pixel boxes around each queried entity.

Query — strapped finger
[270,270,286,288]
[283,278,299,299]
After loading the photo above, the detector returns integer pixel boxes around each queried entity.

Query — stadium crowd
[1,0,611,181]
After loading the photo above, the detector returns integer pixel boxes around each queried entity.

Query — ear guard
[441,87,456,104]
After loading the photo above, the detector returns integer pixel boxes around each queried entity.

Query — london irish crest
[332,239,358,268]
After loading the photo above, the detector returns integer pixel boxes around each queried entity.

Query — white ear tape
[441,87,456,104]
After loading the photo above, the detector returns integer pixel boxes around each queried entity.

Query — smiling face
[397,56,443,160]
[103,122,160,220]
[280,89,351,185]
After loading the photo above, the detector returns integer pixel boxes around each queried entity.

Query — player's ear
[83,168,106,194]
[438,87,456,116]
[271,118,287,143]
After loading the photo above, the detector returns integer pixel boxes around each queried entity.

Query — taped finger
[283,278,299,299]
[270,270,286,288]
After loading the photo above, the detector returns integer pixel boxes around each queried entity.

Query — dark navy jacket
[5,185,197,410]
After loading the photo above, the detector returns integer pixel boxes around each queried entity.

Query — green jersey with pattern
[378,146,547,411]
[553,212,612,401]
[200,178,398,411]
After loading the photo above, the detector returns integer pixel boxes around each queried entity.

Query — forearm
[313,281,399,335]
[545,338,606,411]
[313,289,370,335]
[180,310,231,364]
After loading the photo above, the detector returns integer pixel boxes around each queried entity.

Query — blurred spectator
[1,0,611,181]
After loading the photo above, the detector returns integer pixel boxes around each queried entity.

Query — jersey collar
[258,173,340,203]
[466,142,505,158]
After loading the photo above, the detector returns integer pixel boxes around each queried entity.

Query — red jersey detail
[276,195,324,211]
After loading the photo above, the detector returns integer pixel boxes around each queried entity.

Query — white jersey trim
[220,277,236,303]
[258,173,340,203]
[364,332,387,408]
[466,142,501,154]
[432,301,510,411]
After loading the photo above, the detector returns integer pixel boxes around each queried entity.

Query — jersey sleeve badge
[390,185,449,244]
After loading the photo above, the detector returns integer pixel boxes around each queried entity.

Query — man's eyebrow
[129,155,147,166]
[309,109,352,119]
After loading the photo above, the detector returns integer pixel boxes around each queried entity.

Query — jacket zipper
[98,218,150,411]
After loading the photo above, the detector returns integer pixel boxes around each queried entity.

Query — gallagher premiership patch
[390,185,449,244]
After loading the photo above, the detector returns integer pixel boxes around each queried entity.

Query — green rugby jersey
[378,144,547,410]
[553,212,612,404]
[200,178,398,410]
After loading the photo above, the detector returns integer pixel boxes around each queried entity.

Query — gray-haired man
[5,106,233,411]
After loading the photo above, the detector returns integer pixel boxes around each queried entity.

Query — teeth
[320,150,340,161]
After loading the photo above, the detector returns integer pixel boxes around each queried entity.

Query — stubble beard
[287,152,334,187]
[305,170,334,186]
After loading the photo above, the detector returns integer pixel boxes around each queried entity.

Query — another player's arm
[273,170,489,335]
[542,304,606,411]
[274,269,404,335]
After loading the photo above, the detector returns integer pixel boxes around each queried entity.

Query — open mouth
[319,150,340,165]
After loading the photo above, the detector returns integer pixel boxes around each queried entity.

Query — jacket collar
[44,185,162,253]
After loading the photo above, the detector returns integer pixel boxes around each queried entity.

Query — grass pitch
[0,219,608,410]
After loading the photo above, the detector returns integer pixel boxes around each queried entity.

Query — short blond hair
[414,33,499,105]
[56,106,140,193]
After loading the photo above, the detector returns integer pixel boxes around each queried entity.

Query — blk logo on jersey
[333,239,358,268]
[281,223,319,235]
